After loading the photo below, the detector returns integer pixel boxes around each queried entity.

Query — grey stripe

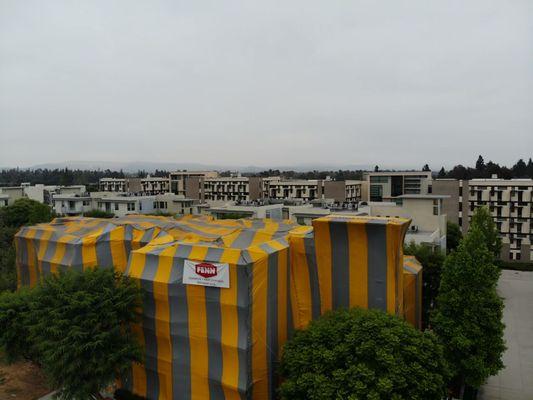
[32,230,46,283]
[303,237,321,320]
[329,221,350,310]
[205,247,225,400]
[266,252,279,399]
[40,237,58,277]
[18,237,30,286]
[141,248,167,400]
[232,230,256,249]
[366,221,388,311]
[140,229,156,246]
[171,245,193,400]
[96,231,113,269]
[237,262,252,398]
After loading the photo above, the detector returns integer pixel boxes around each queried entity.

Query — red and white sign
[183,260,230,288]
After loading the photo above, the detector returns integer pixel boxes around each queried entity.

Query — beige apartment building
[433,178,533,263]
[169,171,218,197]
[99,178,141,193]
[268,180,323,201]
[203,177,263,202]
[364,171,433,202]
[140,176,170,195]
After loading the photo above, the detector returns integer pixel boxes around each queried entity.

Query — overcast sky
[1,0,532,169]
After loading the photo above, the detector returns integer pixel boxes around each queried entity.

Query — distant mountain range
[7,160,392,173]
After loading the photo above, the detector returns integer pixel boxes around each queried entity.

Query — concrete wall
[323,181,346,202]
[248,177,262,201]
[433,179,460,225]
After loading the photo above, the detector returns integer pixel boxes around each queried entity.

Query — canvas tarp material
[15,213,416,399]
[289,215,411,330]
[403,255,423,329]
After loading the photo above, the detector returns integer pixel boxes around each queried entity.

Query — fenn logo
[195,262,218,278]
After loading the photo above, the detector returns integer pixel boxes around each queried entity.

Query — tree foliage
[279,308,449,400]
[446,221,462,253]
[469,206,502,262]
[83,209,115,218]
[438,156,533,180]
[404,242,445,329]
[431,227,505,389]
[0,198,54,227]
[0,268,143,399]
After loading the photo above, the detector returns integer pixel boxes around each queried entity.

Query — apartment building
[364,171,433,202]
[141,176,170,195]
[169,171,219,197]
[203,177,263,202]
[433,178,533,262]
[268,180,323,201]
[98,178,142,193]
[322,180,365,203]
[53,193,198,218]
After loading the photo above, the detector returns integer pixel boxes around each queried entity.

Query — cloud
[1,0,532,169]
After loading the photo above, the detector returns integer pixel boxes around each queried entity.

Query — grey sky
[1,0,532,169]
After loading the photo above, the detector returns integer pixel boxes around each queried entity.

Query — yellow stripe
[186,246,209,400]
[153,245,176,400]
[347,222,368,308]
[313,220,332,314]
[82,229,104,270]
[219,248,241,400]
[110,227,128,273]
[289,237,312,329]
[50,241,66,275]
[250,247,269,400]
[386,223,401,315]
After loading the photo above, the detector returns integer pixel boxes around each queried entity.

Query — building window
[115,203,119,211]
[370,185,383,202]
[433,200,439,215]
[370,176,389,183]
[127,203,135,211]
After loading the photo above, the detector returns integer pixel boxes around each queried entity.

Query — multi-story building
[433,177,533,262]
[364,171,433,202]
[169,171,219,197]
[52,195,93,216]
[203,177,263,202]
[140,176,170,195]
[323,180,364,203]
[268,180,323,201]
[98,178,141,193]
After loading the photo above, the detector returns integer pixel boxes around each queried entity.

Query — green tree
[475,155,485,175]
[431,227,505,394]
[0,268,143,399]
[437,167,446,178]
[0,224,18,292]
[446,222,462,253]
[279,308,450,400]
[0,198,54,227]
[422,164,431,171]
[469,206,502,262]
[0,288,38,362]
[404,242,445,329]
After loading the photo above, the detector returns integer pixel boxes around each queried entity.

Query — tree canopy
[431,227,505,389]
[446,221,463,253]
[279,308,449,400]
[469,206,502,262]
[0,268,143,400]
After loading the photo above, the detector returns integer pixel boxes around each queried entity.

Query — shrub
[279,308,449,400]
[0,288,38,362]
[0,198,54,227]
[83,209,115,218]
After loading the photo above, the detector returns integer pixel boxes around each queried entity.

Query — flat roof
[365,171,432,176]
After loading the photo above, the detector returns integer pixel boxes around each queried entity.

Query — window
[115,203,119,211]
[83,200,90,206]
[433,199,439,215]
[370,185,383,202]
[127,203,135,211]
[428,186,432,194]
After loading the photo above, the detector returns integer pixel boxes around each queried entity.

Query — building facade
[203,177,263,202]
[141,176,170,195]
[364,171,433,202]
[433,178,533,263]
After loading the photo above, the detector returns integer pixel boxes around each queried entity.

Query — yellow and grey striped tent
[289,215,411,329]
[15,213,417,399]
[403,255,423,329]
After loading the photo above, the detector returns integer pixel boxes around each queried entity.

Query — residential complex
[169,171,219,196]
[203,176,263,202]
[140,176,170,195]
[99,177,141,193]
[434,177,533,262]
